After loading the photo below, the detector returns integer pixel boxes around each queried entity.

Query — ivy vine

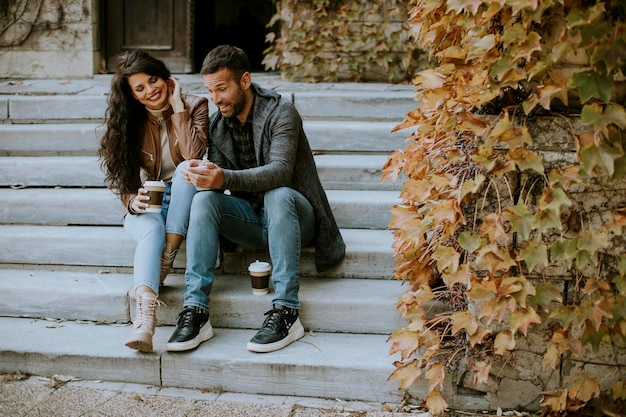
[384,0,626,415]
[263,0,422,82]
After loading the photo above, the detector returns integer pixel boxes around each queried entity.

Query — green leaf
[529,283,563,312]
[591,37,626,73]
[614,275,626,295]
[550,238,579,269]
[490,54,514,82]
[501,22,526,48]
[575,231,610,267]
[581,322,608,352]
[566,3,605,28]
[531,208,562,232]
[577,231,610,255]
[517,241,548,273]
[459,174,486,200]
[506,148,544,174]
[458,231,481,253]
[579,141,621,177]
[502,204,534,241]
[549,305,580,331]
[618,254,626,276]
[580,103,626,130]
[570,70,613,103]
[538,188,572,216]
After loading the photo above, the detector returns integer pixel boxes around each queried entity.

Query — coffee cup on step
[248,260,271,296]
[143,180,166,213]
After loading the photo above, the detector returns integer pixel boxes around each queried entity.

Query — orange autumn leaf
[479,213,510,243]
[425,388,449,415]
[510,307,542,336]
[387,328,420,359]
[568,376,600,403]
[426,362,446,391]
[451,311,479,335]
[388,359,422,389]
[469,361,492,385]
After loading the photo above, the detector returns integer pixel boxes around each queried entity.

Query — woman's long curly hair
[98,50,171,196]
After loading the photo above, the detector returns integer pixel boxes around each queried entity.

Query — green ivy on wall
[263,0,423,83]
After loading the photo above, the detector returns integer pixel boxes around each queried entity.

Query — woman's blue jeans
[183,187,316,312]
[123,169,198,294]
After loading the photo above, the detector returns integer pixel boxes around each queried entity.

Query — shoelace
[262,309,283,332]
[262,307,296,332]
[136,296,163,331]
[177,308,202,327]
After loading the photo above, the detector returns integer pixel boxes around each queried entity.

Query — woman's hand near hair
[167,78,185,113]
[129,188,149,214]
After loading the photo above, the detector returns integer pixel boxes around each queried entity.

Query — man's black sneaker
[166,306,213,352]
[247,304,304,353]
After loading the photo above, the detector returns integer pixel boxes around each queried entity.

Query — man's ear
[239,71,252,90]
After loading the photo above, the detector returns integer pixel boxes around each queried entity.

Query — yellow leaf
[441,263,471,288]
[413,68,446,89]
[542,344,560,370]
[428,199,464,225]
[479,213,509,243]
[540,388,568,412]
[425,388,449,415]
[469,361,492,385]
[475,242,517,273]
[388,359,422,389]
[388,328,420,359]
[451,311,478,335]
[426,362,446,391]
[613,380,626,401]
[494,331,516,355]
[568,376,600,403]
[510,307,542,336]
[456,111,488,135]
[467,276,498,300]
[432,245,460,274]
[468,325,491,346]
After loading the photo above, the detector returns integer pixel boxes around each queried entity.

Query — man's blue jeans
[123,176,198,294]
[183,187,316,312]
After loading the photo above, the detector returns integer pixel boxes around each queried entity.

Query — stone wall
[0,0,98,79]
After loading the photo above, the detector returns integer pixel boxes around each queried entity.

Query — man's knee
[264,187,294,208]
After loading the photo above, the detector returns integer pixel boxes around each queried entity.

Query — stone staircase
[0,74,439,407]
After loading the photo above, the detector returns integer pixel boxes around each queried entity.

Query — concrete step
[0,187,398,229]
[0,316,420,404]
[2,79,415,123]
[0,225,395,279]
[0,154,400,191]
[0,120,409,156]
[0,269,407,333]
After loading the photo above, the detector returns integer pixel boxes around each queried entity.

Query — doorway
[104,0,276,73]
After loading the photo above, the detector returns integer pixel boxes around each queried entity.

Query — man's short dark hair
[200,45,250,82]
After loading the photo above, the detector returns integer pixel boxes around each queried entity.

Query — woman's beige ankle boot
[125,292,160,352]
[160,242,178,286]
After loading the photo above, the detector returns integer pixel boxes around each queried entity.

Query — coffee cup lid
[248,260,271,272]
[144,180,165,186]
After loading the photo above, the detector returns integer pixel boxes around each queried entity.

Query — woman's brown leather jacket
[122,93,209,213]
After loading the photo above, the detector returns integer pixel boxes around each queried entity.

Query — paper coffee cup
[144,180,165,213]
[248,260,271,295]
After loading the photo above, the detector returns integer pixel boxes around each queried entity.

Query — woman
[99,50,208,352]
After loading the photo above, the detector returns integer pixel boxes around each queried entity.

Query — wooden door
[105,0,194,73]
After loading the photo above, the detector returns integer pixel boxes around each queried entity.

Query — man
[166,45,346,353]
